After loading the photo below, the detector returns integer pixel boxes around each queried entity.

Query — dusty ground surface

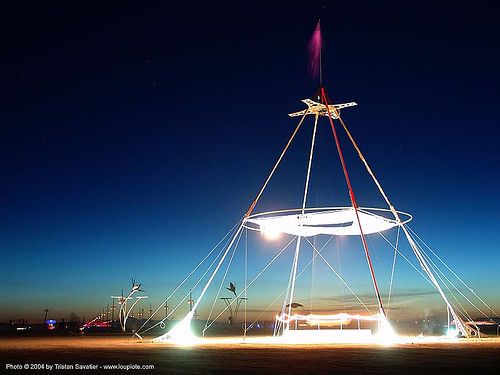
[1,335,499,374]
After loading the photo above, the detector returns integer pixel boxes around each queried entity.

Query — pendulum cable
[327,105,468,328]
[321,88,386,318]
[331,109,474,333]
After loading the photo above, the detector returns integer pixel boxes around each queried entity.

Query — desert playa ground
[1,335,500,374]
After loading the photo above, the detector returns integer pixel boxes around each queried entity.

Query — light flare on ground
[149,334,466,346]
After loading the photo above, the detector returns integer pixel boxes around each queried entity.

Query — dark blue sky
[1,1,499,323]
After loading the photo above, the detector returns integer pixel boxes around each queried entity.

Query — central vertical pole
[321,88,386,318]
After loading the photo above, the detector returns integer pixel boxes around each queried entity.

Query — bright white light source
[375,316,398,345]
[261,226,281,240]
[152,311,199,346]
[447,328,458,338]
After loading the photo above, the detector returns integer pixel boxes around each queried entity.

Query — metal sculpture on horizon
[111,279,148,332]
[220,282,247,333]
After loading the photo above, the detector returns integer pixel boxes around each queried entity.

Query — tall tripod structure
[149,21,484,344]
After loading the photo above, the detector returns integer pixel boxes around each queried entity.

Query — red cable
[321,88,386,317]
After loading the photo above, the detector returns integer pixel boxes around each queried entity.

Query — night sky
[2,1,499,324]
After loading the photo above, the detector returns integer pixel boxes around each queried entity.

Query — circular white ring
[243,206,412,233]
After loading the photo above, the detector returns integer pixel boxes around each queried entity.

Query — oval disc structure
[244,207,412,237]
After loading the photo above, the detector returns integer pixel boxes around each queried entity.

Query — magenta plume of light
[308,21,322,80]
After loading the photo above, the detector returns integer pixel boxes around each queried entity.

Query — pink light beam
[308,20,323,82]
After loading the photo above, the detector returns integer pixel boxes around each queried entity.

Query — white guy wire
[415,239,476,326]
[378,231,433,287]
[387,225,400,315]
[139,223,240,334]
[203,227,244,332]
[203,236,297,334]
[407,225,499,317]
[409,230,491,322]
[419,245,476,325]
[136,219,241,334]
